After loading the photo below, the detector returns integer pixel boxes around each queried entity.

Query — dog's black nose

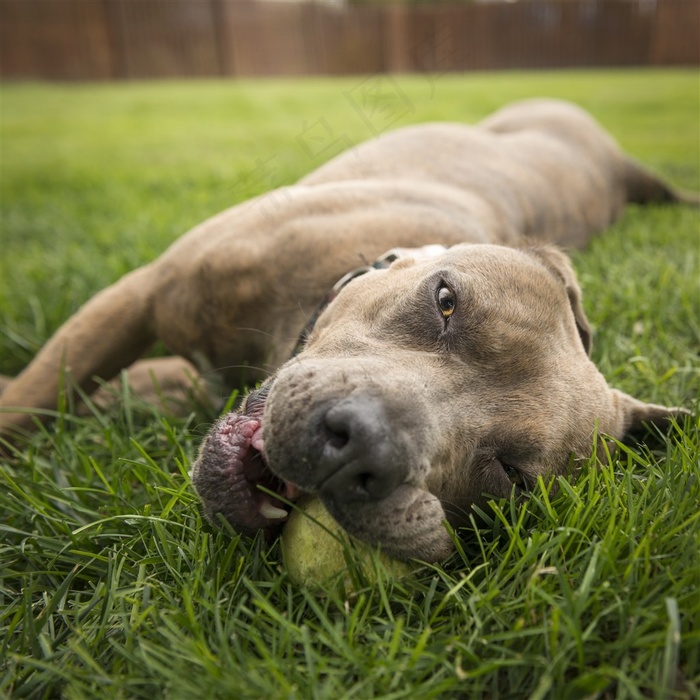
[318,396,407,502]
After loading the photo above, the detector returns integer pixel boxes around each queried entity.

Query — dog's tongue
[192,410,299,533]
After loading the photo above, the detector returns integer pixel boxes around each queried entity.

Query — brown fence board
[1,0,697,82]
[0,0,113,80]
[652,0,700,65]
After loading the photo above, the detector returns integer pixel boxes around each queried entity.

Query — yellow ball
[281,495,415,590]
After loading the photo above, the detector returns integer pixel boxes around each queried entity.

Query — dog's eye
[502,462,527,490]
[437,286,456,318]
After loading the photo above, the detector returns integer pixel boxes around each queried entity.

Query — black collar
[290,248,401,358]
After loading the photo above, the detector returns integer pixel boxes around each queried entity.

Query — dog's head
[192,244,683,562]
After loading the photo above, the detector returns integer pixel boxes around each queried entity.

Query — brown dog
[1,99,692,561]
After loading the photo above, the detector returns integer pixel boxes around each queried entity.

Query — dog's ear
[612,389,690,439]
[526,245,592,354]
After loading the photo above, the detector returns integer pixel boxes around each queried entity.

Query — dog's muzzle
[191,245,454,560]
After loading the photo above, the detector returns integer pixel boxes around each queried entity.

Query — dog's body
[1,99,692,561]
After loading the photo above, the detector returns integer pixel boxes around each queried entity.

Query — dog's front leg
[1,265,157,438]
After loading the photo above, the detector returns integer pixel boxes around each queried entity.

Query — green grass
[1,70,699,699]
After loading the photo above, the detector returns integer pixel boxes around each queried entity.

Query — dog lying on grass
[1,99,694,562]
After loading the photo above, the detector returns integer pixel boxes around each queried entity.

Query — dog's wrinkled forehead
[309,243,572,342]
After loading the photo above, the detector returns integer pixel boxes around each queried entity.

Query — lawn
[1,70,699,699]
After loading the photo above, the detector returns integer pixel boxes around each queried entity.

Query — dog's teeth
[251,427,265,452]
[259,501,288,520]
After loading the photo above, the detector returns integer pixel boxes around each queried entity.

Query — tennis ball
[281,495,415,589]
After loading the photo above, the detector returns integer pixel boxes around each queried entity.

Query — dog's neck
[289,249,400,359]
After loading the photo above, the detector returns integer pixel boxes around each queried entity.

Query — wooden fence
[1,0,698,81]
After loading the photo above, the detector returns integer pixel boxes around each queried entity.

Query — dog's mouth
[192,379,455,562]
[191,386,301,535]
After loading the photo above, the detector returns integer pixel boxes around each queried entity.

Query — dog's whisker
[203,364,273,379]
[235,327,278,340]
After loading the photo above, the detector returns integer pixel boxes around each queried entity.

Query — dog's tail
[0,265,156,440]
[624,157,700,207]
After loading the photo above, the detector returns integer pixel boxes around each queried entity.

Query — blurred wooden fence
[1,0,698,81]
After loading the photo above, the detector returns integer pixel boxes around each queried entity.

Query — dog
[1,99,693,562]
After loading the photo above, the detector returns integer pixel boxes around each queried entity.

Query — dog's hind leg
[0,265,157,439]
[624,157,700,207]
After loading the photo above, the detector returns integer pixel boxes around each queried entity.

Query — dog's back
[302,99,636,247]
